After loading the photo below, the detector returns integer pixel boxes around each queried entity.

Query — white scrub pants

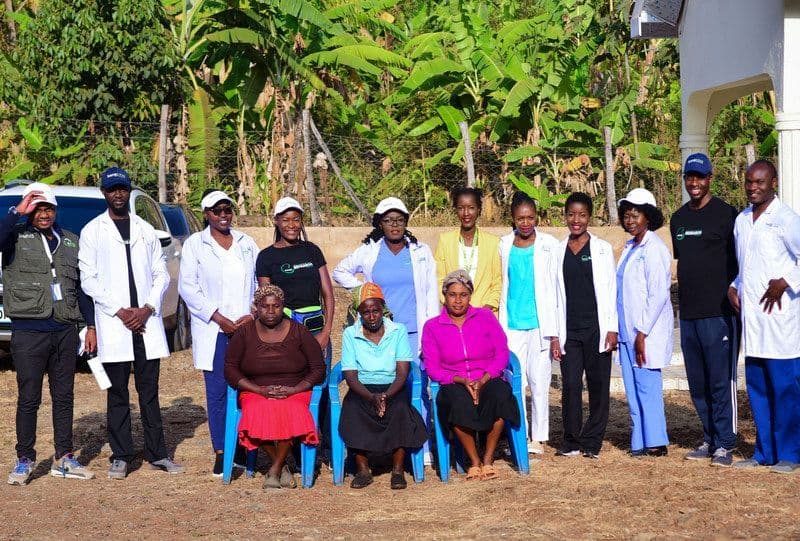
[507,328,551,443]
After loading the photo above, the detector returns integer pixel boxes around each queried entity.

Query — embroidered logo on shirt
[675,227,702,241]
[581,254,592,262]
[280,261,313,274]
[62,238,77,248]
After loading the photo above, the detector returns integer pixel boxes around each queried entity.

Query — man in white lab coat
[79,167,185,479]
[728,160,800,473]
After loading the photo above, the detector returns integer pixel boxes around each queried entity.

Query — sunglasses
[209,205,234,216]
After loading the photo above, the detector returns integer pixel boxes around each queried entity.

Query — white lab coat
[616,230,673,369]
[732,197,800,359]
[178,227,259,371]
[554,233,618,354]
[498,230,559,351]
[79,211,170,363]
[332,238,439,335]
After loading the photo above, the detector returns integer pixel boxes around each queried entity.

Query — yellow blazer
[434,228,502,311]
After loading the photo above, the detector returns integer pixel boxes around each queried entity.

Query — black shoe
[212,454,223,477]
[555,448,580,457]
[583,451,600,459]
[629,448,647,457]
[350,471,374,489]
[390,472,407,490]
[647,446,668,457]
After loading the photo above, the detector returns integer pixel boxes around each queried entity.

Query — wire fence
[0,116,766,224]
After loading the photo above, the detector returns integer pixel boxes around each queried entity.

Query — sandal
[263,474,281,489]
[350,470,374,489]
[481,464,499,480]
[279,465,297,488]
[465,466,483,481]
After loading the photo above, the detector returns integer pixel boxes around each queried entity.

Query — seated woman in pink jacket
[421,270,519,481]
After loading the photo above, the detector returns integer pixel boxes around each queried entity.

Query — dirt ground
[0,289,798,540]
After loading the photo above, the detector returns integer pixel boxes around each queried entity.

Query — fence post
[604,126,619,225]
[308,114,371,222]
[459,121,475,188]
[745,143,756,166]
[302,109,323,226]
[157,104,170,203]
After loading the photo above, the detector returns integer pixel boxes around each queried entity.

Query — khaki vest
[2,225,83,323]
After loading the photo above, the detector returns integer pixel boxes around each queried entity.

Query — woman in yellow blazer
[434,187,501,312]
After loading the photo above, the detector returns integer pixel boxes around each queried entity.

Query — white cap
[618,188,657,208]
[374,197,409,216]
[22,182,58,207]
[201,191,233,210]
[274,197,304,217]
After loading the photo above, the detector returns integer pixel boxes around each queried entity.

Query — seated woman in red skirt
[224,284,325,489]
[421,270,520,481]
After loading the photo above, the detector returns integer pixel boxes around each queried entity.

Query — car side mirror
[155,229,173,248]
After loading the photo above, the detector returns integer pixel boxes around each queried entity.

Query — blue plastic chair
[430,352,530,482]
[222,376,326,488]
[328,362,426,486]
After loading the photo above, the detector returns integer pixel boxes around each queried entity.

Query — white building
[632,0,800,211]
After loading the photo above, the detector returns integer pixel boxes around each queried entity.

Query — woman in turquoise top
[338,283,427,490]
[498,192,560,454]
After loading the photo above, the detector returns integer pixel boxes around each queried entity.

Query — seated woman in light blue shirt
[338,283,427,490]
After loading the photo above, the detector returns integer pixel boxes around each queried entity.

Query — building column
[776,112,800,213]
[679,133,710,204]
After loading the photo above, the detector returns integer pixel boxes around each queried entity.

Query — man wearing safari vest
[2,182,97,485]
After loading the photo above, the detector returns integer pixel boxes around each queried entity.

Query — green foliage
[1,0,181,124]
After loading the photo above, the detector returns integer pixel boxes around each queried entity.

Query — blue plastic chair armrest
[410,362,422,402]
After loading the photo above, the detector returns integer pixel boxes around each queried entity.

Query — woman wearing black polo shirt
[549,193,618,459]
[256,197,335,358]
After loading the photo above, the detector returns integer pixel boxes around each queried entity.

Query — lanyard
[39,229,61,282]
[458,230,479,277]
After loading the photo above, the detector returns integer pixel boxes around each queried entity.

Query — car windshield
[0,195,107,235]
[161,206,189,238]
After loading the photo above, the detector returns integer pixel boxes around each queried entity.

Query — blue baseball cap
[100,167,132,190]
[683,153,712,177]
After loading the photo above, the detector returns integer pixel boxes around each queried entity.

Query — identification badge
[51,282,63,301]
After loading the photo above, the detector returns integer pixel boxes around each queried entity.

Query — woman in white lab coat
[550,192,618,459]
[615,188,673,457]
[178,190,259,476]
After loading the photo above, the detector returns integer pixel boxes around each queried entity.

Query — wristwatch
[8,206,19,216]
[144,303,156,315]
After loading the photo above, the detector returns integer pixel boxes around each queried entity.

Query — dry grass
[0,290,797,540]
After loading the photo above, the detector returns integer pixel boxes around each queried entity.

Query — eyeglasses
[381,216,407,226]
[209,206,234,216]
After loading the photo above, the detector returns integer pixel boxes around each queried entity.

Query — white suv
[0,182,190,351]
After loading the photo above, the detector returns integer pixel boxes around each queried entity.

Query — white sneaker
[528,441,544,455]
[50,454,95,480]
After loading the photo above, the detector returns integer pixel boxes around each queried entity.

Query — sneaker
[583,451,600,460]
[51,454,95,480]
[150,457,186,474]
[685,442,711,461]
[710,448,733,468]
[528,441,544,455]
[555,448,580,457]
[770,461,800,474]
[212,454,223,477]
[108,459,128,480]
[7,458,34,485]
[732,458,761,469]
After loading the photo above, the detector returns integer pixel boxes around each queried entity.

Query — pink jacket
[421,306,509,384]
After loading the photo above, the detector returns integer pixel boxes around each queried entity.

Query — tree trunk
[302,109,322,225]
[157,104,169,203]
[604,126,619,225]
[4,0,16,44]
[459,121,475,188]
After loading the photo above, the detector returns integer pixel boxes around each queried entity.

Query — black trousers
[105,334,167,463]
[559,325,612,454]
[12,327,79,461]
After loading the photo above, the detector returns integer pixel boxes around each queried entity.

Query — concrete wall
[239,226,677,279]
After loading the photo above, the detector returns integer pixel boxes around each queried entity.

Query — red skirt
[237,390,319,450]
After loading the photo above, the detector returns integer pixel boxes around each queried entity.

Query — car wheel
[172,299,192,352]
